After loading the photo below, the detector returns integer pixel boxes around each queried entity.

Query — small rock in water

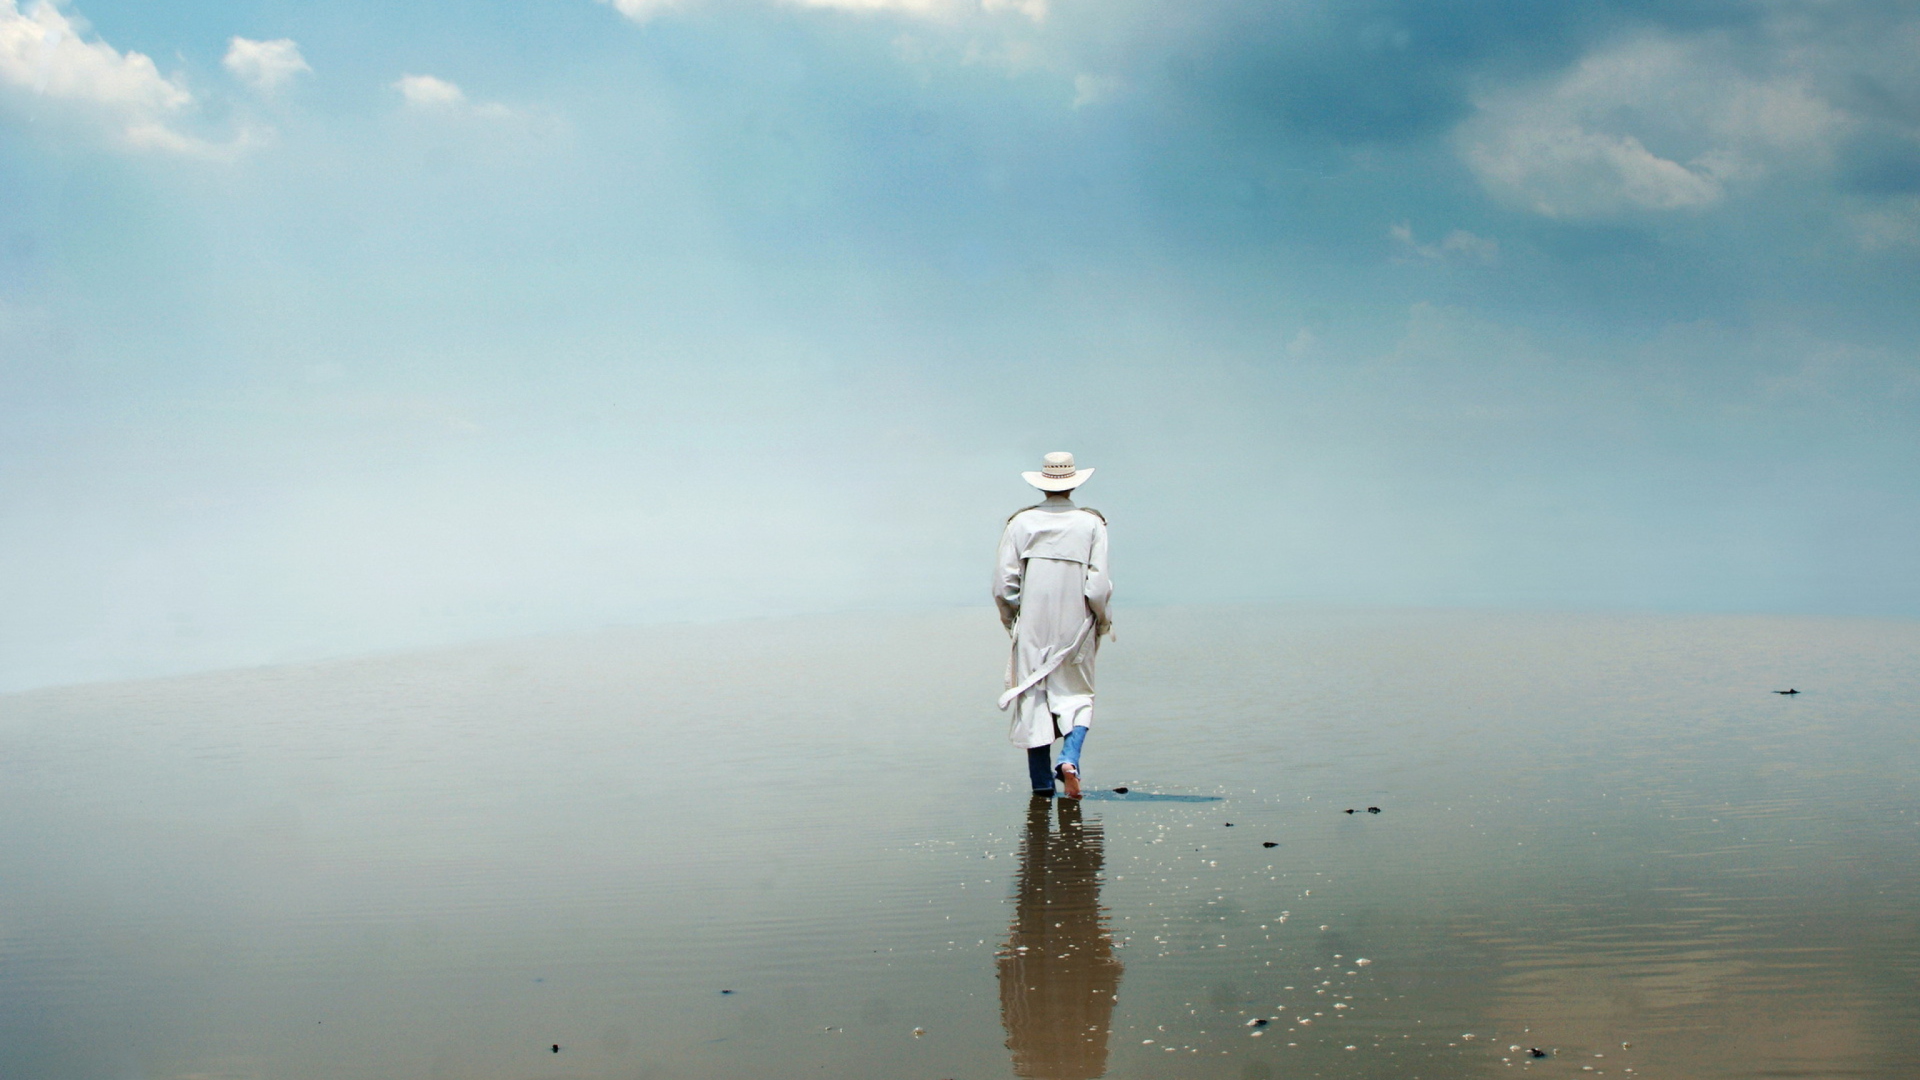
[1355,958,1371,966]
[912,1027,927,1038]
[1367,806,1381,814]
[1263,841,1279,848]
[1247,1017,1269,1027]
[1112,787,1129,794]
[1530,1048,1549,1058]
[1622,1041,1633,1049]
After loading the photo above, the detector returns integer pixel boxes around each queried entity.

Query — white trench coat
[993,503,1113,749]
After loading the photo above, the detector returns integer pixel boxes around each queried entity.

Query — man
[994,452,1113,798]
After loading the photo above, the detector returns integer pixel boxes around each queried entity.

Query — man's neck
[1041,493,1076,508]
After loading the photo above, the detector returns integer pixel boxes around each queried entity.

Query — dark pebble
[1530,1048,1548,1058]
[1367,807,1381,814]
[1251,1018,1269,1027]
[1112,787,1129,794]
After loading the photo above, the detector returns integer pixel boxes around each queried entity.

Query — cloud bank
[1459,32,1847,217]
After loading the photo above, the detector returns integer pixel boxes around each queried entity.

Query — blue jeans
[1025,725,1090,793]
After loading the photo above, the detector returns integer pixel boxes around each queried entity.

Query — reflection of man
[999,795,1123,1080]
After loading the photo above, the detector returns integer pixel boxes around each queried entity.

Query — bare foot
[1058,763,1081,799]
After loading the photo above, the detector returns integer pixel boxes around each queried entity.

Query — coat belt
[998,617,1094,710]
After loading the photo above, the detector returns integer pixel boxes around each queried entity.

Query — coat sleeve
[993,520,1024,631]
[1084,517,1112,634]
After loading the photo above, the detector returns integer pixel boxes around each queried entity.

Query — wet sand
[1,606,1917,1079]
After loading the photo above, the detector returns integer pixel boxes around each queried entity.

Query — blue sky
[2,0,1917,689]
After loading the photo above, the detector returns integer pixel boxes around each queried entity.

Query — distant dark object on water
[1367,807,1381,814]
[1530,1048,1548,1058]
[1773,689,1799,695]
[720,989,735,995]
[1344,808,1356,814]
[1263,841,1279,848]
[1112,787,1129,794]
[551,1045,561,1053]
[1248,1017,1270,1027]
[1225,822,1235,827]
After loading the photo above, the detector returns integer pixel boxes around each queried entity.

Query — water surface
[1,606,1916,1079]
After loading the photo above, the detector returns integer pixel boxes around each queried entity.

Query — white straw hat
[1022,451,1094,492]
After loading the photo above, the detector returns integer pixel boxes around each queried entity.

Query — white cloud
[0,0,188,114]
[598,0,683,19]
[794,0,950,12]
[596,0,1042,24]
[981,0,1045,17]
[395,73,467,109]
[121,118,265,160]
[1457,33,1848,218]
[223,36,310,93]
[1465,126,1725,217]
[1389,223,1499,265]
[392,73,526,127]
[0,0,262,156]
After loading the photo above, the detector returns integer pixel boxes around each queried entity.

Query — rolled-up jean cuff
[1058,724,1089,774]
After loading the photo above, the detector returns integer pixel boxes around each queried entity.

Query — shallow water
[1,606,1917,1080]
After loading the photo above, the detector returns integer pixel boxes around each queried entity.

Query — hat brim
[1022,467,1094,492]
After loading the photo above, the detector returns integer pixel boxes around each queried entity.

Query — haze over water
[7,0,1920,696]
[2,605,1915,1080]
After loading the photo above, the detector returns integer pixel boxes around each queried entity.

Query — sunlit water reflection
[1,606,1916,1079]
